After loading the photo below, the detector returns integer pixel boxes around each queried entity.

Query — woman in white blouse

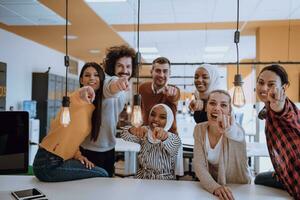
[121,104,181,180]
[193,90,251,200]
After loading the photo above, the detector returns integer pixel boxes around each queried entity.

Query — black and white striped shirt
[121,127,181,180]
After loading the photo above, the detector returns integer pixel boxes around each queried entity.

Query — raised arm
[165,85,181,103]
[224,123,245,142]
[121,126,148,144]
[103,75,129,98]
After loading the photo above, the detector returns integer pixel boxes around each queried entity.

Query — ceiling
[0,0,300,63]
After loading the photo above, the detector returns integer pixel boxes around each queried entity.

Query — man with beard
[80,45,136,177]
[139,57,180,134]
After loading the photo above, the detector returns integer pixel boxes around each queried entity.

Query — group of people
[32,45,299,200]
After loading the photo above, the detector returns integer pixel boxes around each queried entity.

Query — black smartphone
[11,188,45,200]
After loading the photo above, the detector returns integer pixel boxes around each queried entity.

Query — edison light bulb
[126,103,132,114]
[60,107,71,127]
[131,94,143,127]
[182,101,187,114]
[233,86,246,107]
[233,74,246,108]
[60,96,71,127]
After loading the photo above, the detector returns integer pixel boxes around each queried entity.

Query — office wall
[0,28,84,110]
[256,25,300,102]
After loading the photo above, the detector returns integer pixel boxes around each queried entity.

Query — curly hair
[104,45,136,78]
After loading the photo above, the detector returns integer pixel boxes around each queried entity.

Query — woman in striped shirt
[121,103,181,180]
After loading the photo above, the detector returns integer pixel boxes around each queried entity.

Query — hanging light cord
[64,0,69,97]
[234,0,240,75]
[136,0,140,93]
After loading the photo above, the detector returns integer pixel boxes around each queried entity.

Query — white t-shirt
[205,130,222,165]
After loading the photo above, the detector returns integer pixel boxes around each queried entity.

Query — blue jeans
[33,148,108,182]
[254,171,284,189]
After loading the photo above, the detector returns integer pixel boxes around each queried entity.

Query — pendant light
[130,0,143,127]
[126,102,132,114]
[60,0,71,127]
[232,0,246,107]
[182,64,187,114]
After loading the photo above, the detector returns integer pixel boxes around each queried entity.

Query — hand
[267,85,286,113]
[79,86,95,103]
[112,77,130,92]
[217,111,232,134]
[129,126,148,139]
[153,127,168,141]
[188,99,204,112]
[163,85,177,97]
[272,172,280,182]
[213,186,234,200]
[75,155,95,169]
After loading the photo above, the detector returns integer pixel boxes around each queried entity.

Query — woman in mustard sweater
[33,62,108,182]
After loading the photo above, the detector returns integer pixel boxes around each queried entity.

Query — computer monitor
[0,111,29,174]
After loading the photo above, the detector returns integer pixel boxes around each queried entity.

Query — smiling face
[256,70,282,103]
[148,105,167,131]
[80,66,100,91]
[114,56,133,79]
[207,92,231,124]
[151,63,170,90]
[194,67,210,94]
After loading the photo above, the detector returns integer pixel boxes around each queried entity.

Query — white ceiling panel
[0,16,33,25]
[0,0,37,3]
[213,0,261,22]
[86,0,175,24]
[140,0,174,15]
[118,29,255,63]
[0,1,65,25]
[253,0,294,21]
[0,6,16,17]
[289,0,300,18]
[85,1,135,24]
[86,0,300,25]
[4,4,52,16]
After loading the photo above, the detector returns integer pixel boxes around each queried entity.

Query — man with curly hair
[80,45,136,176]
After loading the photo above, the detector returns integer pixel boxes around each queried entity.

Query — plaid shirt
[265,98,300,199]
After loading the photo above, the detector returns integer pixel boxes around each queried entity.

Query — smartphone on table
[11,188,46,200]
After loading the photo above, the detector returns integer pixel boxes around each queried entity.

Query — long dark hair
[79,62,105,141]
[258,64,290,86]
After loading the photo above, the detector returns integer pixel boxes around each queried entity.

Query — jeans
[254,171,284,189]
[33,148,108,182]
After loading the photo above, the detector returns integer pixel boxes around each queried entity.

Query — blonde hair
[207,89,232,113]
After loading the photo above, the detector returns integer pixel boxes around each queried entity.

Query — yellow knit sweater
[40,91,95,160]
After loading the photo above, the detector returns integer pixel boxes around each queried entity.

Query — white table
[115,138,140,175]
[0,176,291,200]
